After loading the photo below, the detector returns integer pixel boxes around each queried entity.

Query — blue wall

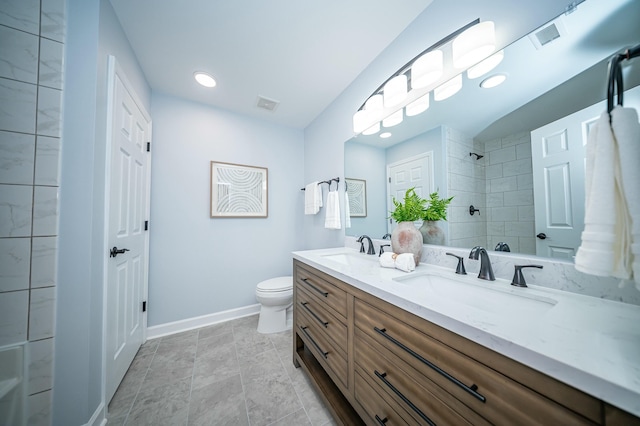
[344,141,387,238]
[148,93,305,326]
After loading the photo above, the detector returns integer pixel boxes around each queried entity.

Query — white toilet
[255,276,293,334]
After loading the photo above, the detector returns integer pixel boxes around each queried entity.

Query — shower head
[470,152,484,160]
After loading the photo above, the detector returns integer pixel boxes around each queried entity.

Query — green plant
[422,191,454,221]
[389,188,427,222]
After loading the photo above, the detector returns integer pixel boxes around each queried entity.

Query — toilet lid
[257,276,293,292]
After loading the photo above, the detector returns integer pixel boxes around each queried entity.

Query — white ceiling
[108,0,432,129]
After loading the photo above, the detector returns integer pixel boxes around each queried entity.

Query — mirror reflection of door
[531,84,640,259]
[386,152,434,234]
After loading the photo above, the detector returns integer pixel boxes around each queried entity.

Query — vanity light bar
[353,18,499,135]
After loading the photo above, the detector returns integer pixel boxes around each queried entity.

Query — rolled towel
[379,252,396,268]
[395,253,416,273]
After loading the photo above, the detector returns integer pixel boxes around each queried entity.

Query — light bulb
[434,75,463,101]
[406,93,430,116]
[383,75,408,107]
[452,21,496,69]
[411,50,443,89]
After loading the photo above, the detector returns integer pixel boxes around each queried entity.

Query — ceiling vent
[256,96,279,112]
[528,17,568,50]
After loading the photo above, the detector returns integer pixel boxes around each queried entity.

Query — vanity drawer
[295,261,348,319]
[297,305,348,389]
[355,331,486,426]
[354,369,420,426]
[354,298,597,425]
[296,284,347,350]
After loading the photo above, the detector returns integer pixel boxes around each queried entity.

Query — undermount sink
[321,252,377,266]
[394,272,557,320]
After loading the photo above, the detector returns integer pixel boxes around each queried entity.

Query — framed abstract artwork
[345,178,366,217]
[210,161,268,218]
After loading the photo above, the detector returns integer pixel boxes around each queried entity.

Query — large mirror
[345,0,640,260]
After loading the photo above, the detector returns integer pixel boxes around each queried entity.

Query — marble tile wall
[0,0,65,424]
[484,131,535,254]
[445,127,487,249]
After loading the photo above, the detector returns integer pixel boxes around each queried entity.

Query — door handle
[110,246,130,258]
[536,233,547,240]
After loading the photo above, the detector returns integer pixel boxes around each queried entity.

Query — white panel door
[531,85,640,259]
[105,57,151,404]
[386,152,434,234]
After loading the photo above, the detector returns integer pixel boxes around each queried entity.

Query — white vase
[419,220,445,245]
[391,222,423,266]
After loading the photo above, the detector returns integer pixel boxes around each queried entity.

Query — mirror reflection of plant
[389,188,427,222]
[423,191,453,221]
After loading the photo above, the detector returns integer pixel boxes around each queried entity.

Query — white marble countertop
[292,246,640,417]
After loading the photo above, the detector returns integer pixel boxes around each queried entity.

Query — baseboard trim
[146,304,261,340]
[85,402,106,426]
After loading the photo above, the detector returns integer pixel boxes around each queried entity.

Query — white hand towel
[324,190,341,229]
[612,106,640,288]
[344,191,351,229]
[575,111,629,279]
[304,181,321,215]
[394,253,416,273]
[379,252,396,268]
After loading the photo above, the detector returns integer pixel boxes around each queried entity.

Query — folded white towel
[575,112,621,277]
[324,190,341,229]
[394,253,416,273]
[611,106,640,288]
[304,181,322,215]
[379,252,396,268]
[344,191,351,229]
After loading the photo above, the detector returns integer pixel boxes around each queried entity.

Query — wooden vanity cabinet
[292,259,638,425]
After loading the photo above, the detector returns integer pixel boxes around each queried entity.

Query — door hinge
[146,142,151,152]
[142,301,147,312]
[144,220,149,231]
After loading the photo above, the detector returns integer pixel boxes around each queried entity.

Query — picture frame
[210,161,268,218]
[345,178,367,217]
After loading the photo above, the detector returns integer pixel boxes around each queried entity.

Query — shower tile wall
[445,127,487,249]
[0,0,65,425]
[483,131,535,254]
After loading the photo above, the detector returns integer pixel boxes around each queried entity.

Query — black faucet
[379,244,391,256]
[494,242,511,252]
[446,252,467,275]
[469,246,495,281]
[511,264,543,287]
[357,235,376,255]
[382,233,392,240]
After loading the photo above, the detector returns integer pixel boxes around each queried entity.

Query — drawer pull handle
[301,302,329,328]
[374,327,486,403]
[374,370,436,426]
[375,415,388,425]
[301,278,329,297]
[300,326,328,359]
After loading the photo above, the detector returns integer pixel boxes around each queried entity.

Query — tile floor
[107,314,335,426]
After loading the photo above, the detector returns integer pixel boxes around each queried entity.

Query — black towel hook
[607,43,640,115]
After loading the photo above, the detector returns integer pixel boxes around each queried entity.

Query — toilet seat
[256,276,292,293]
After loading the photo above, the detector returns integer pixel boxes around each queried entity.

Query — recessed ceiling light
[480,73,507,89]
[380,132,392,138]
[194,72,216,88]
